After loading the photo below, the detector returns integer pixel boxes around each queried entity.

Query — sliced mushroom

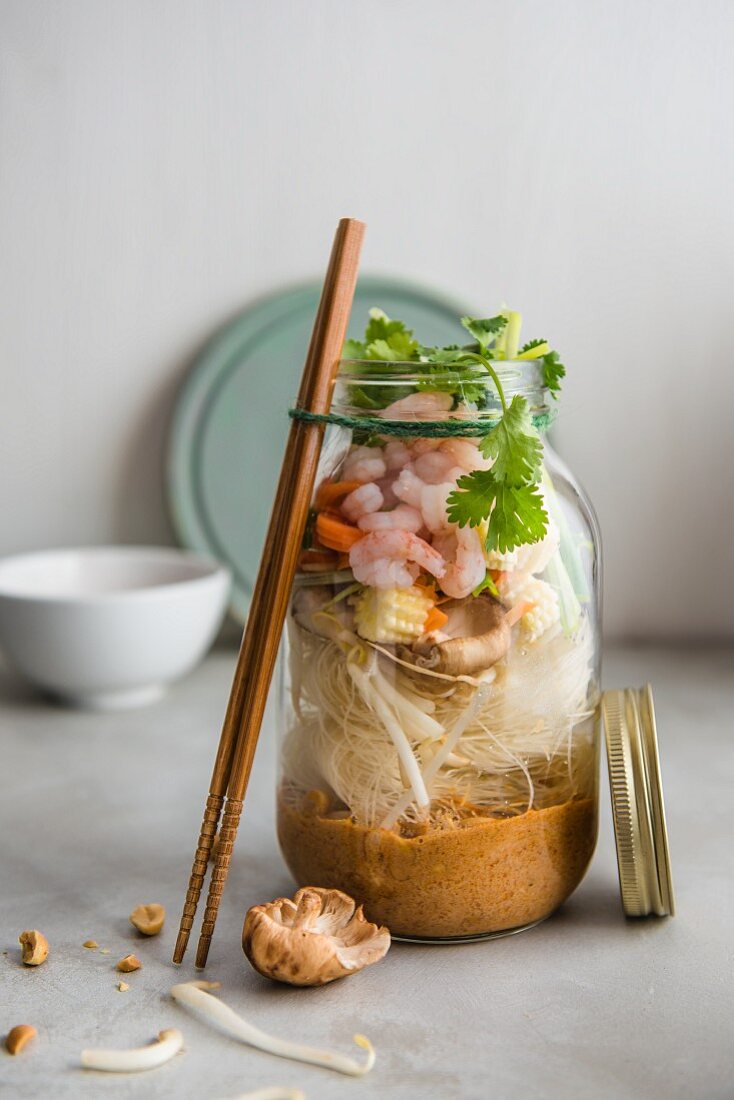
[243,887,390,987]
[292,586,355,642]
[410,593,511,676]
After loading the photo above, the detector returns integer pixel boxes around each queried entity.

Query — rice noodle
[281,615,597,829]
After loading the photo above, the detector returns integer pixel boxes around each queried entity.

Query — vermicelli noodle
[281,614,597,830]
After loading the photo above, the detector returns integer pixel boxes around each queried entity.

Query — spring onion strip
[170,983,374,1078]
[542,468,590,604]
[545,553,581,637]
[322,583,363,610]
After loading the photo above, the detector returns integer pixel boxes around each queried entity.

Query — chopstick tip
[173,931,190,965]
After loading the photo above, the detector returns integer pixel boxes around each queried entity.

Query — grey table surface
[0,643,732,1100]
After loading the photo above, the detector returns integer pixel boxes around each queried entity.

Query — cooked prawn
[341,482,384,522]
[419,482,455,534]
[349,530,446,589]
[357,504,423,533]
[440,438,492,472]
[411,437,443,456]
[439,526,487,599]
[341,445,387,484]
[341,456,387,483]
[393,467,425,509]
[383,440,412,471]
[351,559,420,588]
[379,392,453,421]
[413,450,457,485]
[376,475,400,509]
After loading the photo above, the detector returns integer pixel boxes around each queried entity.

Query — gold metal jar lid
[602,685,675,917]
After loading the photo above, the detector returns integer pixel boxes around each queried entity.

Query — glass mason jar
[277,358,601,941]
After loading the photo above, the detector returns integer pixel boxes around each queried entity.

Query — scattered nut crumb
[19,931,49,967]
[117,981,129,992]
[129,903,165,936]
[83,940,99,949]
[100,948,110,955]
[6,1024,37,1055]
[116,954,141,973]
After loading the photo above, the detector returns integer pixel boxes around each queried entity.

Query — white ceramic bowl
[0,546,231,708]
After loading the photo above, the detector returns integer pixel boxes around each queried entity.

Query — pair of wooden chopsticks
[173,217,366,968]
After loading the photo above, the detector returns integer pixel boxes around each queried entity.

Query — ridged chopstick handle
[194,797,243,969]
[172,792,224,964]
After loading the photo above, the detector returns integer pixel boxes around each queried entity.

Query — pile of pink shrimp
[328,392,494,599]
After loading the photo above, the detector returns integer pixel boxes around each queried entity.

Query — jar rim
[338,357,545,386]
[335,357,548,414]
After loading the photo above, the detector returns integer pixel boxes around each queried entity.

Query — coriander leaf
[542,350,566,398]
[446,475,547,552]
[343,338,368,359]
[479,395,543,484]
[343,308,419,363]
[364,308,412,344]
[415,346,493,405]
[446,470,498,529]
[446,393,547,551]
[347,385,384,409]
[417,344,464,364]
[519,338,547,355]
[460,315,507,350]
[486,483,548,553]
[366,331,418,361]
[363,309,419,360]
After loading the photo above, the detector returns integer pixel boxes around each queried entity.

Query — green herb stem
[454,351,508,413]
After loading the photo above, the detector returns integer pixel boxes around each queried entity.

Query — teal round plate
[166,277,468,621]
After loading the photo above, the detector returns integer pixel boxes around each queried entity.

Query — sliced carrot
[423,606,449,633]
[315,479,363,511]
[505,600,535,627]
[490,569,503,583]
[315,513,364,552]
[298,548,339,573]
[414,578,453,605]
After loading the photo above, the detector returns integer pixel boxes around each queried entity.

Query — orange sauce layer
[278,793,597,938]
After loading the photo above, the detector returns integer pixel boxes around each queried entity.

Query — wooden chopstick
[173,217,365,967]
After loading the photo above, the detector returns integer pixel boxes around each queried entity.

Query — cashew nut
[6,1025,37,1055]
[19,930,49,966]
[129,903,165,936]
[116,954,142,973]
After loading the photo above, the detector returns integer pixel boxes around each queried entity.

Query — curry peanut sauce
[278,791,598,939]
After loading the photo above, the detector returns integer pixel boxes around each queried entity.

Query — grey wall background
[1,0,732,641]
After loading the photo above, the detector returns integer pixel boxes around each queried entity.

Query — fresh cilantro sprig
[446,395,548,553]
[518,338,565,400]
[540,349,565,397]
[342,306,565,552]
[343,308,419,362]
